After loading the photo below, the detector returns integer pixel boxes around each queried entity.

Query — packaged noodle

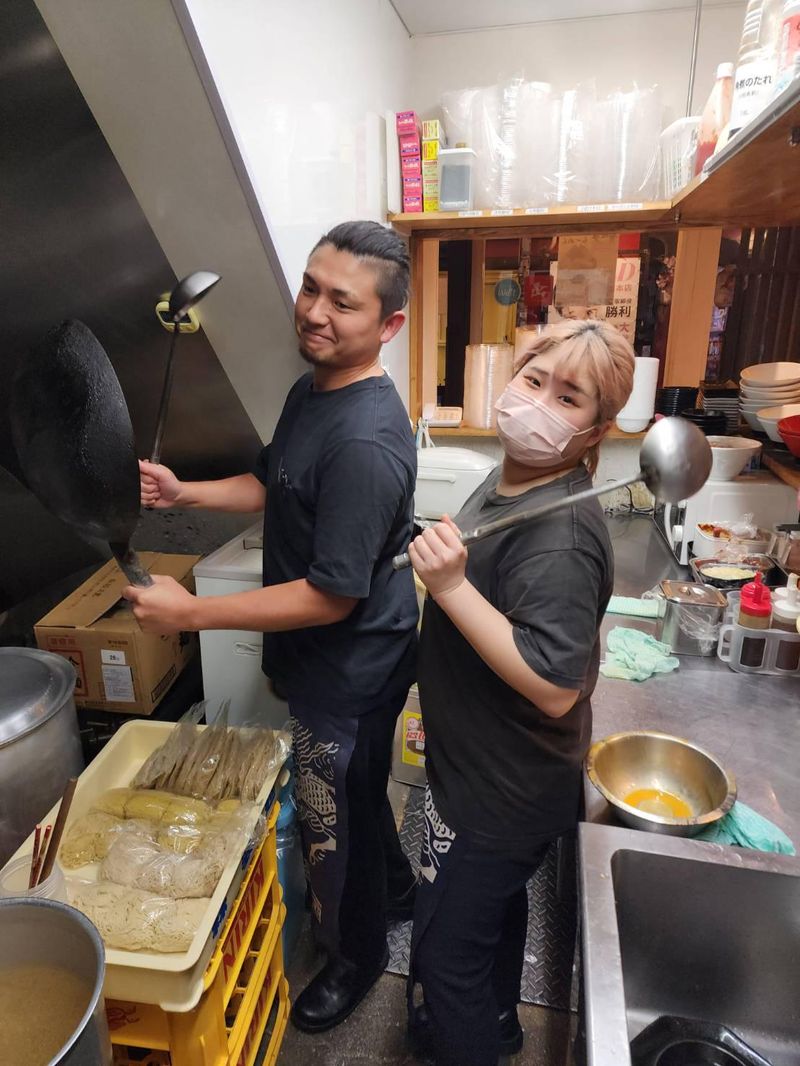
[67,880,209,953]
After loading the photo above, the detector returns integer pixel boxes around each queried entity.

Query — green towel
[696,800,796,855]
[606,595,662,619]
[600,626,680,682]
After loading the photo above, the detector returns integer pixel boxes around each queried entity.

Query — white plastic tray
[4,719,283,1011]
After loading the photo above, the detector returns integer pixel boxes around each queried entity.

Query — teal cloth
[600,626,680,682]
[606,595,662,619]
[696,800,796,855]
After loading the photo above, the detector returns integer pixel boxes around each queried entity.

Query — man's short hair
[312,221,410,318]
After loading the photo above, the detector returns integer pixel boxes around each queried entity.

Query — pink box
[401,156,422,178]
[395,110,420,135]
[403,176,422,196]
[399,132,421,157]
[402,195,423,213]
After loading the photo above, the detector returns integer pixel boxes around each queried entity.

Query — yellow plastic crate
[108,805,290,1066]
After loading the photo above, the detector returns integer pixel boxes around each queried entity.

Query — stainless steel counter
[588,515,800,846]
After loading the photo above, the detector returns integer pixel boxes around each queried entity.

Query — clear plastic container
[695,63,734,174]
[0,855,67,901]
[438,145,477,211]
[730,0,783,134]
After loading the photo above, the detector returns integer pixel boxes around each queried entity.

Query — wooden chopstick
[28,825,42,889]
[30,824,51,888]
[36,777,77,886]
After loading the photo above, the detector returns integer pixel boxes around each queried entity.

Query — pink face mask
[495,381,593,467]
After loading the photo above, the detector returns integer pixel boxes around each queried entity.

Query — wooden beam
[663,227,722,387]
[469,240,485,345]
[409,236,440,421]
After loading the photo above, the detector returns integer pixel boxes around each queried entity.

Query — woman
[407,319,635,1066]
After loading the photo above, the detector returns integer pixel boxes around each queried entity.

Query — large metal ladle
[392,417,712,571]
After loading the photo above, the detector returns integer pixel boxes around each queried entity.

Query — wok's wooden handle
[111,544,154,587]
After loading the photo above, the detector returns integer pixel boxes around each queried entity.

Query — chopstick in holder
[36,777,77,886]
[30,824,52,887]
[28,825,42,889]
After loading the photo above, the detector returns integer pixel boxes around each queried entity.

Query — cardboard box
[422,119,444,142]
[402,195,423,213]
[422,139,442,161]
[395,110,419,135]
[423,196,439,212]
[422,159,439,181]
[401,156,422,178]
[402,176,422,196]
[399,132,421,157]
[35,553,201,715]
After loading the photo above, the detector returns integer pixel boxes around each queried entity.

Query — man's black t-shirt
[253,371,418,716]
[418,465,614,851]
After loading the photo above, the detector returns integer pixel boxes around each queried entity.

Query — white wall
[182,0,414,400]
[410,3,746,125]
[34,0,304,445]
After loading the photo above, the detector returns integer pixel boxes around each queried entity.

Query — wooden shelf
[675,86,800,228]
[390,201,674,239]
[763,452,800,492]
[428,425,646,441]
[391,84,800,238]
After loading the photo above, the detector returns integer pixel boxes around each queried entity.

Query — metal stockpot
[0,897,112,1064]
[655,581,727,657]
[0,648,84,864]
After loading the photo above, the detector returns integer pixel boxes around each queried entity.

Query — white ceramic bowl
[616,416,651,433]
[740,362,800,387]
[757,403,800,442]
[740,409,766,432]
[705,436,761,480]
[740,384,800,402]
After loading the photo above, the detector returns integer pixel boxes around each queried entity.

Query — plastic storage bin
[415,447,498,520]
[717,591,800,675]
[193,525,287,728]
[438,145,477,210]
[107,804,289,1066]
[275,768,305,967]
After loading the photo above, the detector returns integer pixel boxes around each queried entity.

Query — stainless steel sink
[579,822,800,1066]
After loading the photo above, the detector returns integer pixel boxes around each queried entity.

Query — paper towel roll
[616,356,659,432]
[463,344,514,429]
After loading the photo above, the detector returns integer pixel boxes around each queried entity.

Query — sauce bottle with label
[737,571,772,667]
[772,573,800,670]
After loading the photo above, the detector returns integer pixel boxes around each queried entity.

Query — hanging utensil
[11,319,153,586]
[393,418,712,570]
[151,270,220,465]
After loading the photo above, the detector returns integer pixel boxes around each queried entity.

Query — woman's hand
[408,515,468,600]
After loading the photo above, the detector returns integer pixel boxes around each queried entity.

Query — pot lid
[660,580,727,607]
[0,648,76,747]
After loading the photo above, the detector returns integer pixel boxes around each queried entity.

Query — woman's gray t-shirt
[418,465,613,852]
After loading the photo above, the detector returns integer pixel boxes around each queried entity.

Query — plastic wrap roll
[463,343,514,429]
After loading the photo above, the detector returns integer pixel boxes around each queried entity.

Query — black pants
[412,807,548,1066]
[292,691,415,968]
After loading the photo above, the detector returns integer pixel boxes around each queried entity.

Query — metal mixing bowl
[586,731,737,836]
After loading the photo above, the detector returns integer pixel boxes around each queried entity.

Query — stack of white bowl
[739,362,800,441]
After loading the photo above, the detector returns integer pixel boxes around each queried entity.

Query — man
[125,220,418,1032]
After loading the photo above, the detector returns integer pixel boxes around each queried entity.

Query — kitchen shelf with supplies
[397,83,800,424]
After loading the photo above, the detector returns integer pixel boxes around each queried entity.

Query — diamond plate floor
[387,786,578,1012]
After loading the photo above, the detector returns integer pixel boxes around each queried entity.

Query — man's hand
[139,460,183,509]
[122,575,198,633]
[408,515,468,600]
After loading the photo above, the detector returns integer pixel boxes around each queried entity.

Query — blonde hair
[514,320,636,475]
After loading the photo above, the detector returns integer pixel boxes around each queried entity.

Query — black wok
[10,320,153,587]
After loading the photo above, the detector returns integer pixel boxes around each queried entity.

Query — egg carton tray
[4,719,284,1011]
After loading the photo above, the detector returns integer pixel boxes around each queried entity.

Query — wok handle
[111,544,154,587]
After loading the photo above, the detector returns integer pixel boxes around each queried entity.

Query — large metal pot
[0,897,112,1064]
[0,648,84,864]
